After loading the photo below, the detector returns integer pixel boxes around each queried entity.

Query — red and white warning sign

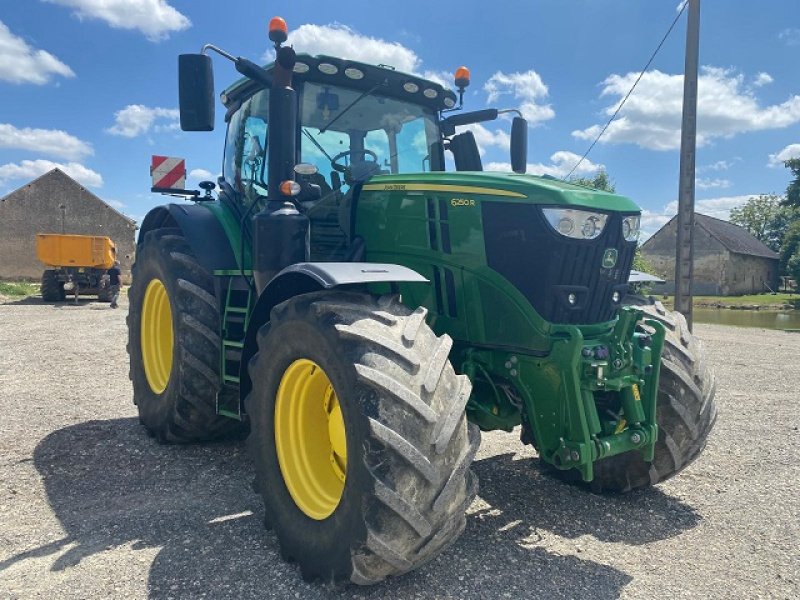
[151,155,186,190]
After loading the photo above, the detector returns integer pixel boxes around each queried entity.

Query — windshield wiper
[319,80,388,134]
[302,128,334,162]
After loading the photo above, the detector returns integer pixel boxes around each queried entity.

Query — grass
[659,292,799,309]
[0,281,39,297]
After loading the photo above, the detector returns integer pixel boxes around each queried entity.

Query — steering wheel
[330,149,379,173]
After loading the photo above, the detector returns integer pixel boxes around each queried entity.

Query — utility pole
[674,0,700,331]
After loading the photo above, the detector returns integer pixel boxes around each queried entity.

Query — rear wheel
[41,269,65,302]
[247,291,479,584]
[127,228,245,443]
[541,301,717,493]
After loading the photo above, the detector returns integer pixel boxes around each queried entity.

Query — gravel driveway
[0,297,798,599]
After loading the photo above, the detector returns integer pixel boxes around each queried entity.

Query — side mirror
[179,54,215,131]
[510,116,528,174]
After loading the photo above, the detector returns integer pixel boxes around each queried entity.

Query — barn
[0,169,136,281]
[641,213,779,296]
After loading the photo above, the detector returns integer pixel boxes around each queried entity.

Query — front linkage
[462,306,665,482]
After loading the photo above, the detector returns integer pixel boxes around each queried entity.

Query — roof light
[293,62,310,73]
[268,17,288,44]
[403,82,419,93]
[455,66,470,89]
[423,88,438,99]
[318,63,338,75]
[443,97,456,108]
[344,67,364,80]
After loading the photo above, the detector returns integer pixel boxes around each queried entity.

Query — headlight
[542,208,608,240]
[622,215,640,242]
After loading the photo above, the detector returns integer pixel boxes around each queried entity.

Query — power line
[564,2,689,180]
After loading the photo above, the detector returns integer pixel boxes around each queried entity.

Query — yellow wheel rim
[275,359,347,520]
[141,278,174,394]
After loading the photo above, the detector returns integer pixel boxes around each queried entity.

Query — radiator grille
[482,203,637,325]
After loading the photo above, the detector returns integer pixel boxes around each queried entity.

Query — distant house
[641,213,779,296]
[0,169,136,280]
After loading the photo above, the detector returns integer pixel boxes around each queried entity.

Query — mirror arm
[201,44,273,88]
[201,44,236,61]
[497,108,523,118]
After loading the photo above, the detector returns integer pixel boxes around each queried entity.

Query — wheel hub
[274,359,347,520]
[141,278,174,394]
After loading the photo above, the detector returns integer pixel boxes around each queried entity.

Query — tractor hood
[362,172,640,213]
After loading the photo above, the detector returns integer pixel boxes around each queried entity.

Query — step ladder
[216,276,252,419]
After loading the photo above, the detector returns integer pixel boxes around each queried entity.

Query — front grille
[482,202,637,325]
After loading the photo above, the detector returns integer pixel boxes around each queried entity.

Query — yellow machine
[35,234,117,302]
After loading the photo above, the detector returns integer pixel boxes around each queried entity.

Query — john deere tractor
[128,17,716,584]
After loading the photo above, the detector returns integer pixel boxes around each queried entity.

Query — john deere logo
[602,248,618,269]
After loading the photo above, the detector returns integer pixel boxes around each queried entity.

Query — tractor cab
[217,54,449,241]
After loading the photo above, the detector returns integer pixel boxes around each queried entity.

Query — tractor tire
[127,228,246,443]
[246,291,480,584]
[98,276,113,302]
[542,301,717,493]
[41,269,65,302]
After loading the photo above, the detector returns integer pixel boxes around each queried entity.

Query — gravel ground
[0,297,798,599]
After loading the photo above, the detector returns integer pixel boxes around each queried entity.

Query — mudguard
[239,262,428,403]
[137,204,238,273]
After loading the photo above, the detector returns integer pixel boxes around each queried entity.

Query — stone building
[641,213,779,296]
[0,168,136,280]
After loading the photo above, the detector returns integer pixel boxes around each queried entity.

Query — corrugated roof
[695,213,778,260]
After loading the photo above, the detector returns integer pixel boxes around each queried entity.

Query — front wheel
[247,292,479,584]
[541,301,717,493]
[41,269,65,302]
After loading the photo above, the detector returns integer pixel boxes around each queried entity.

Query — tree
[780,220,800,274]
[729,194,786,252]
[788,252,800,289]
[782,158,800,208]
[570,170,615,193]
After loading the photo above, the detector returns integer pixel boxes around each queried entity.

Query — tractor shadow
[471,452,701,546]
[4,419,674,599]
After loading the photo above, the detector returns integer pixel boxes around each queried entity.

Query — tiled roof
[695,213,778,260]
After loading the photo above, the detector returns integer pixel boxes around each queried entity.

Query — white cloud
[0,123,92,160]
[0,159,103,188]
[106,105,179,137]
[768,143,800,167]
[753,72,773,87]
[421,70,452,89]
[0,21,74,84]
[640,194,755,240]
[484,70,555,125]
[696,177,731,190]
[188,168,214,182]
[457,124,510,156]
[573,67,800,151]
[272,23,420,72]
[43,0,190,42]
[779,28,800,46]
[697,159,736,173]
[486,151,603,179]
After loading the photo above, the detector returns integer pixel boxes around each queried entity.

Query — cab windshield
[299,81,441,191]
[221,81,441,207]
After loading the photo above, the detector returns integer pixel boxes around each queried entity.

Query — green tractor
[128,17,716,584]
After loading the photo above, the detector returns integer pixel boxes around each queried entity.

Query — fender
[137,204,238,273]
[238,262,428,404]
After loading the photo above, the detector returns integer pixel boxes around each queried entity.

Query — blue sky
[1,0,798,238]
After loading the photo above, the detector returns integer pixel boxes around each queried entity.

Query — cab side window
[223,90,269,207]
